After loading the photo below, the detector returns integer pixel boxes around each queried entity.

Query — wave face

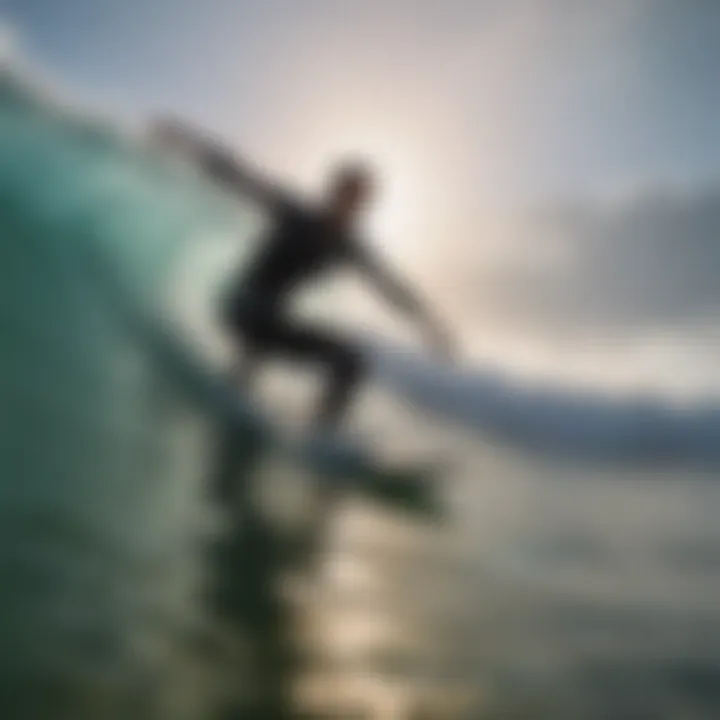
[0,71,251,719]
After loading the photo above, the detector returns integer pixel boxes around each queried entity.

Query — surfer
[153,120,453,433]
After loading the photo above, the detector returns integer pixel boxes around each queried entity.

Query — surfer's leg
[313,339,365,431]
[258,319,366,431]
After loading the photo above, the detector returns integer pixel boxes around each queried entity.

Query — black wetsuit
[223,197,368,429]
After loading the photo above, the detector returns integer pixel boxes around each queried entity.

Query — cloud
[470,186,720,336]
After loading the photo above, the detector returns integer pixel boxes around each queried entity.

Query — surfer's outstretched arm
[355,249,453,360]
[150,118,290,210]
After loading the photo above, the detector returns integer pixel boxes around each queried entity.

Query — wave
[0,67,254,717]
[373,344,720,466]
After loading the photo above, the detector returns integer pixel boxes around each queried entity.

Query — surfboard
[214,382,446,520]
[289,432,446,520]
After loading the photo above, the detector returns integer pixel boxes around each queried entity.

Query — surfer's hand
[150,118,239,179]
[150,118,225,160]
[149,117,200,149]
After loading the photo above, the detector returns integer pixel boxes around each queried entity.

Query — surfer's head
[326,159,375,218]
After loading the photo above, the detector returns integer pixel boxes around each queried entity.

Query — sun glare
[283,117,437,254]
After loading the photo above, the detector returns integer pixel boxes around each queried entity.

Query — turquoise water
[0,70,249,719]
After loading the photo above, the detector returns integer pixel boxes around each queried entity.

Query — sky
[3,0,720,203]
[3,0,720,382]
